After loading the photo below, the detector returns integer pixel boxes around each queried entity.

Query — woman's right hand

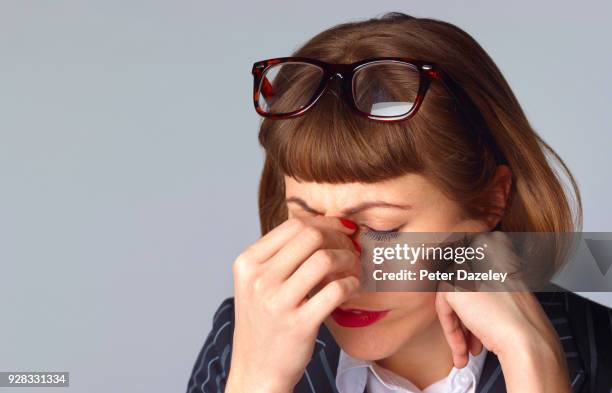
[225,217,361,393]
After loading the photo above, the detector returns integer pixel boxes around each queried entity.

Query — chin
[323,292,438,360]
[325,320,400,360]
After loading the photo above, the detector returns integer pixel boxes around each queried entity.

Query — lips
[330,308,390,328]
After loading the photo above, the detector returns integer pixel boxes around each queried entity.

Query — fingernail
[351,238,361,253]
[340,218,357,230]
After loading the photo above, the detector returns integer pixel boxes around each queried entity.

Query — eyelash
[363,226,402,241]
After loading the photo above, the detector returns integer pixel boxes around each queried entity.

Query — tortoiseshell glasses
[252,56,465,122]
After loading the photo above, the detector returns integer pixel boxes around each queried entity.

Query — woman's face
[285,173,489,361]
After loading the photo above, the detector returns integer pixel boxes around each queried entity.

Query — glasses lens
[353,62,420,117]
[258,62,324,115]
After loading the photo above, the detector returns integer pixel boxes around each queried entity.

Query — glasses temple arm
[261,76,274,100]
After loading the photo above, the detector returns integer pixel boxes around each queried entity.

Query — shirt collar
[336,347,488,393]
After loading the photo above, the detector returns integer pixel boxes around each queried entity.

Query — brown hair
[257,12,582,238]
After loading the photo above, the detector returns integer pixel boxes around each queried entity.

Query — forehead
[284,173,440,209]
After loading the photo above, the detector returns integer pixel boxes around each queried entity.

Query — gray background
[0,1,610,392]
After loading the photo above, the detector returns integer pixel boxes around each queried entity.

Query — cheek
[324,293,438,360]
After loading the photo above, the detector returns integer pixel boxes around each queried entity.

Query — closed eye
[363,226,402,242]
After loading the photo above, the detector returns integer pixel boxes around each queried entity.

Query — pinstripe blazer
[187,292,612,393]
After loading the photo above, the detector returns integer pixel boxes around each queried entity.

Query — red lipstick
[331,308,389,328]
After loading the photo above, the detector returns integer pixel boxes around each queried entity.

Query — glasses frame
[251,56,503,164]
[252,56,468,122]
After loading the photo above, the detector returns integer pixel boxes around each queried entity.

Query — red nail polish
[340,218,357,230]
[351,238,361,253]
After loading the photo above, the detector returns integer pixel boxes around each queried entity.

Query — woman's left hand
[435,234,572,393]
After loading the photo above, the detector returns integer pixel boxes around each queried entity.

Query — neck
[375,318,454,390]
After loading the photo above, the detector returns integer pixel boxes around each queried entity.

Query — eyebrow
[285,196,411,216]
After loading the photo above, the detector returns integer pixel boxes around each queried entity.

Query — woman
[188,12,612,393]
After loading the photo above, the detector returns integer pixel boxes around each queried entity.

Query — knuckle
[251,276,268,294]
[330,279,350,298]
[489,231,508,243]
[496,232,513,246]
[232,253,253,277]
[302,226,324,247]
[286,217,307,232]
[472,233,488,244]
[262,295,283,315]
[313,249,335,271]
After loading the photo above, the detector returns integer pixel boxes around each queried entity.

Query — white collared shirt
[335,348,488,393]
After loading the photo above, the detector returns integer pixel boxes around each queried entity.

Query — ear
[479,164,512,229]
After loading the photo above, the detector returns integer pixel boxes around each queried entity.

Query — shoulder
[203,297,236,351]
[186,297,235,393]
[536,291,612,334]
[536,291,612,392]
[211,297,235,332]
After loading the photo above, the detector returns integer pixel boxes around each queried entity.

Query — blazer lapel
[475,352,504,393]
[538,292,586,392]
[294,323,341,393]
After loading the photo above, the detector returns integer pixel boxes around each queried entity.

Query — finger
[467,330,484,356]
[266,224,358,281]
[276,249,360,307]
[239,218,310,264]
[240,216,357,264]
[436,294,469,368]
[306,215,359,235]
[299,275,360,324]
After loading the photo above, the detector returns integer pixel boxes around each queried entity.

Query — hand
[225,217,361,393]
[435,232,572,393]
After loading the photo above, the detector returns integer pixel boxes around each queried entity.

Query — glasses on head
[252,56,461,122]
[251,56,503,163]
